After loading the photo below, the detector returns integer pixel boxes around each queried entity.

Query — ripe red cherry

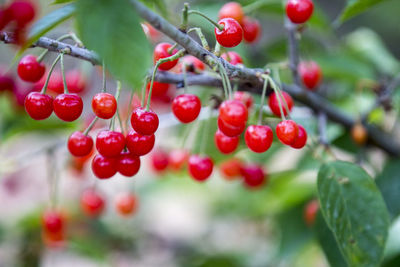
[221,51,243,65]
[242,17,261,43]
[240,164,266,188]
[68,131,93,157]
[17,55,45,82]
[218,2,244,24]
[81,189,105,218]
[126,130,155,156]
[214,130,239,154]
[215,18,243,48]
[234,91,253,109]
[220,158,242,180]
[290,124,308,149]
[24,92,53,120]
[53,93,83,122]
[219,99,248,127]
[151,148,169,173]
[66,70,86,93]
[147,81,169,98]
[180,55,205,73]
[92,93,117,119]
[131,107,159,135]
[298,61,322,90]
[153,42,179,71]
[217,117,245,137]
[8,0,36,26]
[268,91,294,117]
[117,151,141,177]
[304,199,319,226]
[276,120,299,145]
[91,154,117,179]
[286,0,314,24]
[172,94,201,123]
[169,149,189,171]
[96,130,125,157]
[245,125,273,153]
[188,155,214,182]
[42,210,64,233]
[115,192,138,216]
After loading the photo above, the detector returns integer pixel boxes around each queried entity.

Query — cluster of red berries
[0,0,36,45]
[220,158,267,188]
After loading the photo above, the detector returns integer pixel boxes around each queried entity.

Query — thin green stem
[167,43,178,54]
[214,42,221,57]
[218,63,229,99]
[102,61,106,93]
[272,67,291,119]
[258,77,269,125]
[266,75,286,121]
[60,53,69,94]
[69,32,84,47]
[40,54,62,94]
[187,27,210,50]
[188,10,224,30]
[83,117,98,136]
[180,3,190,32]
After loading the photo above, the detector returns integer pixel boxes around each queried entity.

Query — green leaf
[52,0,75,4]
[75,0,151,88]
[338,0,391,23]
[376,158,400,219]
[317,161,390,267]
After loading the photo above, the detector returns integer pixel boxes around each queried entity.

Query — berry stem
[167,43,178,55]
[188,10,224,31]
[40,53,62,94]
[37,33,72,63]
[180,3,190,32]
[69,31,84,48]
[102,60,107,93]
[218,63,229,99]
[272,67,291,118]
[265,75,286,121]
[83,116,99,136]
[214,42,221,57]
[217,61,232,99]
[258,77,269,125]
[187,27,210,50]
[60,53,69,94]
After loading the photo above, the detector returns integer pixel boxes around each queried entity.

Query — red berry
[117,151,141,177]
[240,164,266,188]
[298,61,322,90]
[153,42,179,71]
[17,55,45,82]
[0,70,15,92]
[172,94,201,123]
[91,154,117,179]
[147,81,169,98]
[234,91,253,109]
[115,192,138,216]
[53,93,83,122]
[245,125,273,153]
[8,0,36,26]
[219,158,242,180]
[218,2,244,24]
[219,99,248,127]
[304,199,319,226]
[66,70,86,93]
[81,189,105,218]
[214,130,239,154]
[0,8,12,30]
[169,149,189,171]
[126,130,155,156]
[68,131,93,157]
[276,120,299,145]
[286,0,314,24]
[221,51,243,65]
[180,55,205,73]
[217,117,245,137]
[151,148,169,173]
[291,124,308,149]
[96,130,125,157]
[188,155,214,182]
[215,18,243,48]
[42,210,64,233]
[24,92,53,120]
[131,107,159,135]
[242,17,261,43]
[92,93,117,119]
[268,91,294,117]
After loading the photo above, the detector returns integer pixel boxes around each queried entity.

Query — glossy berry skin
[68,131,93,157]
[66,70,86,93]
[17,55,45,82]
[286,0,314,24]
[180,55,205,73]
[147,81,169,98]
[268,92,294,117]
[42,210,64,233]
[24,92,53,120]
[298,61,322,90]
[115,192,138,216]
[218,2,244,24]
[172,94,201,123]
[131,107,159,135]
[221,51,243,65]
[81,190,105,218]
[276,120,299,145]
[169,149,189,171]
[304,199,319,226]
[214,130,239,154]
[151,149,169,173]
[351,123,368,145]
[117,151,141,177]
[126,130,155,156]
[219,158,242,180]
[219,99,248,127]
[291,124,308,149]
[240,164,266,188]
[217,117,245,137]
[245,125,273,153]
[92,93,117,119]
[215,18,243,48]
[96,130,125,158]
[234,91,253,109]
[153,42,179,71]
[242,17,261,43]
[188,155,214,182]
[91,154,117,179]
[53,94,83,122]
[9,0,36,26]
